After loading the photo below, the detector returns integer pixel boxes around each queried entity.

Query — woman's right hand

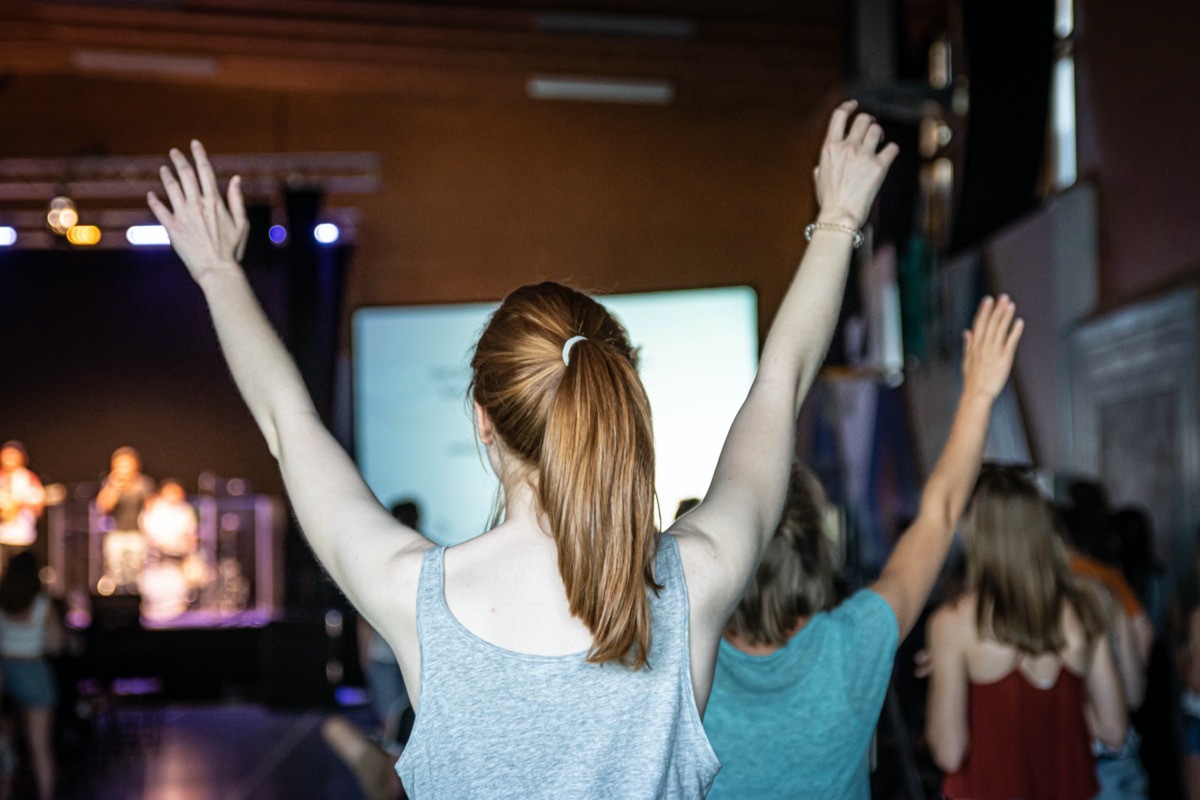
[813,100,900,229]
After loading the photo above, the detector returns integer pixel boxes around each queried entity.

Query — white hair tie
[562,335,587,366]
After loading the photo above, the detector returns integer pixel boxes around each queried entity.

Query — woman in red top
[925,465,1128,800]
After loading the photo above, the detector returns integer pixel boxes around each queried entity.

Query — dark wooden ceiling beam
[1,0,842,101]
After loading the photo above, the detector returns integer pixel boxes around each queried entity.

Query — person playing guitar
[0,441,45,550]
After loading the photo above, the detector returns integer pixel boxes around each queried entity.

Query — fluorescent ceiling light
[72,50,220,78]
[527,76,674,105]
[0,227,15,247]
[535,13,696,38]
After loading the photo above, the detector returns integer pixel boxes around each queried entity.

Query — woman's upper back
[395,532,719,799]
[0,592,50,658]
[704,589,898,799]
[948,593,1093,683]
[936,593,1099,800]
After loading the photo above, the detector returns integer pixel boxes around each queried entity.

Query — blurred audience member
[0,551,62,800]
[1110,506,1182,798]
[926,466,1127,800]
[1061,484,1153,798]
[1111,507,1168,635]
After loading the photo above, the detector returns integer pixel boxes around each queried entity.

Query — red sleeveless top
[942,667,1098,800]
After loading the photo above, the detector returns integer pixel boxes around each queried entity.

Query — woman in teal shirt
[703,295,1023,799]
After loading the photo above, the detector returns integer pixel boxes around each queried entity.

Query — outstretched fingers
[159,165,187,213]
[877,142,900,168]
[191,140,219,203]
[977,295,1007,344]
[146,190,173,228]
[1005,317,1025,355]
[169,148,201,202]
[971,296,995,335]
[226,175,246,229]
[847,112,874,145]
[969,294,1022,359]
[825,99,858,144]
[863,122,885,152]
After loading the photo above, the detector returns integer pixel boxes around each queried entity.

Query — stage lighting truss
[0,152,379,250]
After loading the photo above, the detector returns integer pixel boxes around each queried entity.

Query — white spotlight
[0,227,15,246]
[126,225,171,246]
[314,223,340,245]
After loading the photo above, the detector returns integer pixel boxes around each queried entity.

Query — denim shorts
[1,658,56,708]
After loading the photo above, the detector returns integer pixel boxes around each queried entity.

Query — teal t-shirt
[702,589,899,799]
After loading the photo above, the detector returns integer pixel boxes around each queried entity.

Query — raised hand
[962,295,1024,400]
[813,100,900,229]
[147,140,249,283]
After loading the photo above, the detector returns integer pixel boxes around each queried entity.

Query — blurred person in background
[926,465,1128,800]
[0,551,62,800]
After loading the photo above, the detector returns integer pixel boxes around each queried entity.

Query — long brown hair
[964,465,1107,654]
[470,282,659,668]
[724,462,835,647]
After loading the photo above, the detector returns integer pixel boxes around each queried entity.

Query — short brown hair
[724,462,836,647]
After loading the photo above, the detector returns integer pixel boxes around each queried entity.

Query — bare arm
[1130,612,1155,667]
[24,471,45,517]
[925,604,970,773]
[871,297,1023,638]
[674,101,899,616]
[1087,629,1130,750]
[95,479,122,514]
[1110,605,1147,709]
[148,142,429,627]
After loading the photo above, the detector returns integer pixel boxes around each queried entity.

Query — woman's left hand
[147,140,249,283]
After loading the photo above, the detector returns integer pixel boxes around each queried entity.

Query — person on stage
[148,100,896,796]
[96,447,155,595]
[139,479,199,620]
[0,441,45,552]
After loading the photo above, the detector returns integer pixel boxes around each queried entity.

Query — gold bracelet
[805,222,864,249]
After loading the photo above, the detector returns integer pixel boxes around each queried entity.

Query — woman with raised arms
[147,100,896,798]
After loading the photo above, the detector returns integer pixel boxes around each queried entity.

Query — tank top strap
[651,534,685,614]
[415,545,449,634]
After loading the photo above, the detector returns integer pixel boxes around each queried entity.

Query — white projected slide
[353,287,758,546]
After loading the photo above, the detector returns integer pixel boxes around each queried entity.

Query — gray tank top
[395,533,720,798]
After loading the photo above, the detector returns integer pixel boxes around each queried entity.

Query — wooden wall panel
[0,74,833,343]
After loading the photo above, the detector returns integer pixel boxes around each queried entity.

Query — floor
[56,704,371,800]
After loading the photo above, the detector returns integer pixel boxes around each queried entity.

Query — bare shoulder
[929,594,975,644]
